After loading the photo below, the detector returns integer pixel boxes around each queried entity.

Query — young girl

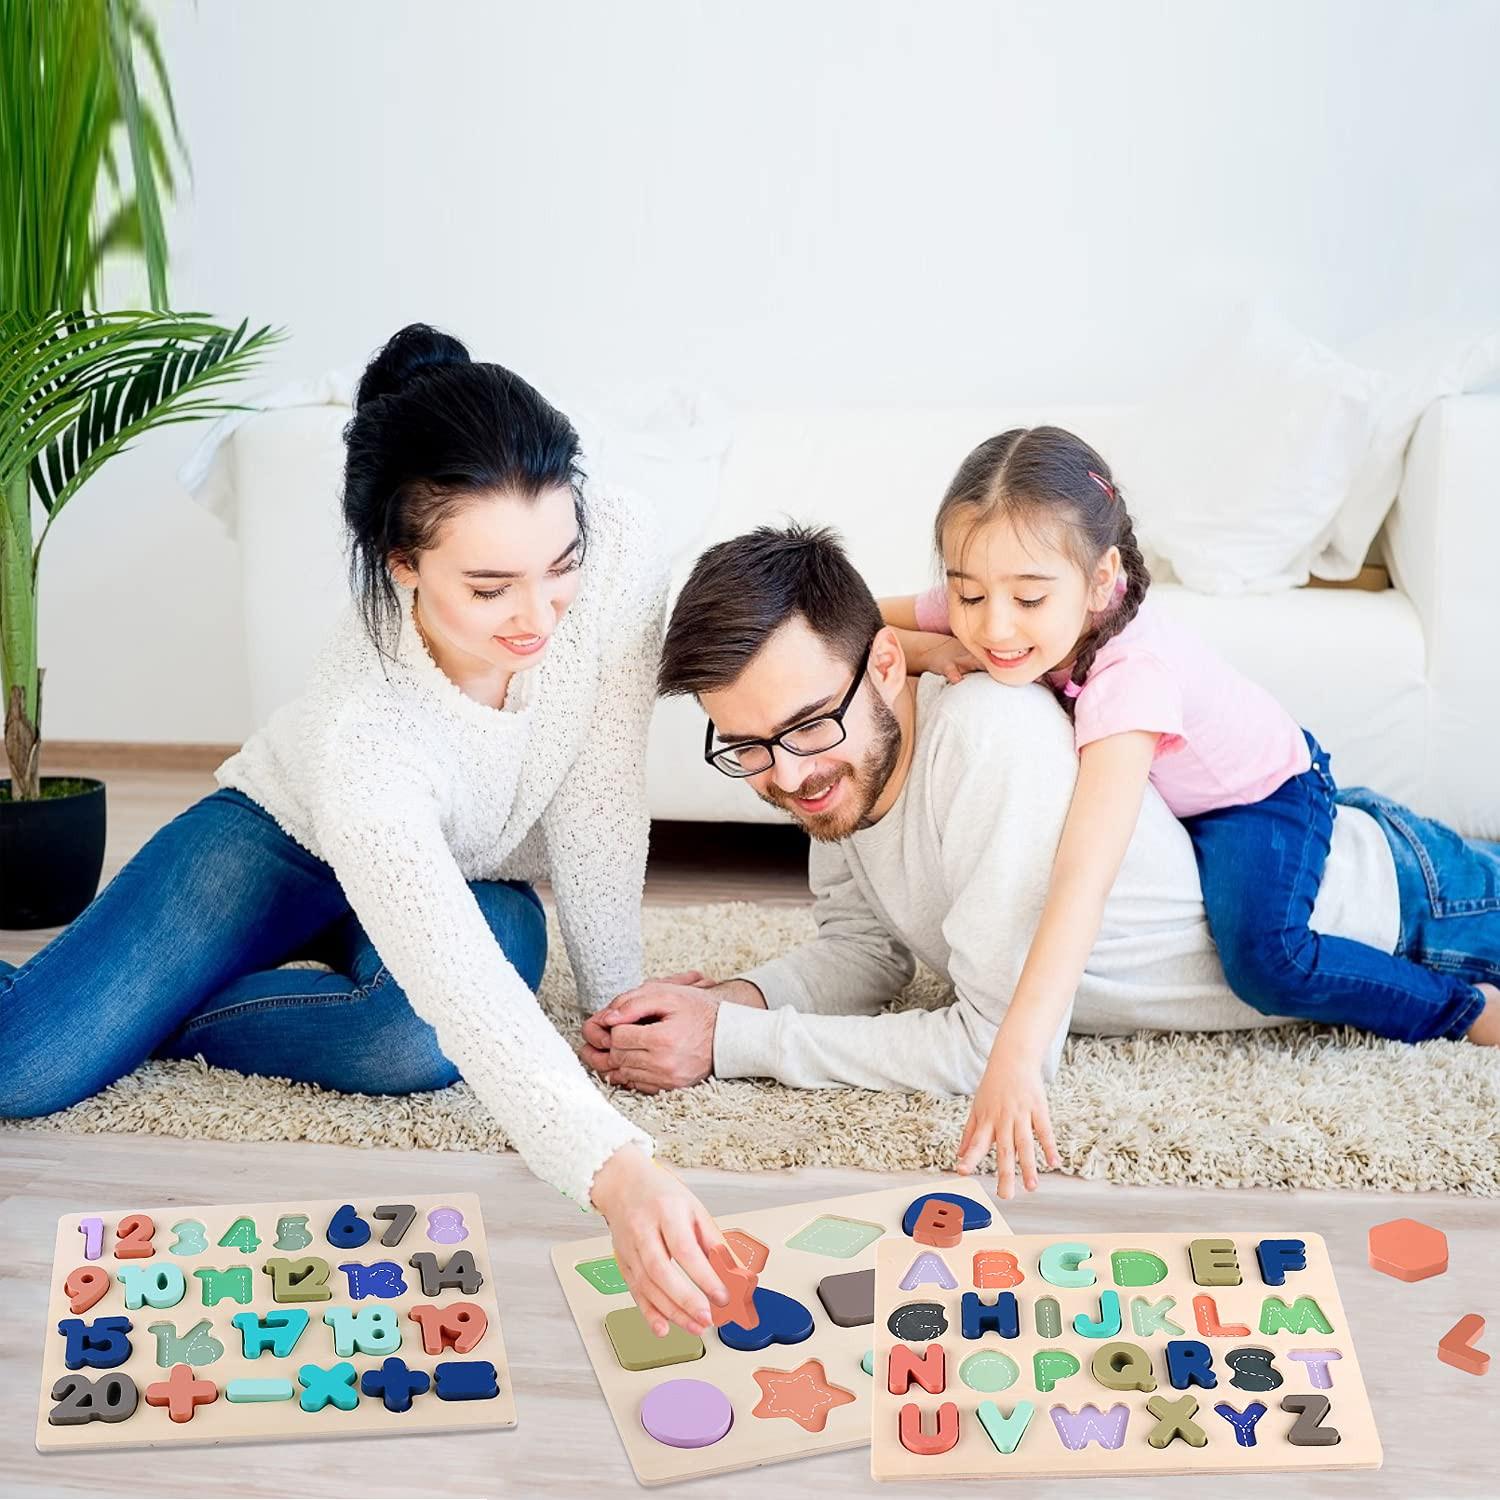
[880,425,1500,1198]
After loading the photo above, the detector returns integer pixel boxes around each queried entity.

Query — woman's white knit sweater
[214,484,667,1206]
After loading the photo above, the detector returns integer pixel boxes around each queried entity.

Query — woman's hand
[590,1144,729,1338]
[953,1053,1062,1200]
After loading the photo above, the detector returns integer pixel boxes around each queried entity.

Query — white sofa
[219,394,1500,839]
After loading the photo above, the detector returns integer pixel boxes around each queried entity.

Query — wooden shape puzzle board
[872,1230,1381,1480]
[36,1192,515,1451]
[553,1179,1006,1486]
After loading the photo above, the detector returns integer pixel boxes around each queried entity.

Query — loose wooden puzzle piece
[872,1231,1381,1480]
[706,1243,759,1329]
[552,1177,1003,1486]
[1438,1314,1489,1376]
[36,1192,514,1451]
[1367,1217,1448,1282]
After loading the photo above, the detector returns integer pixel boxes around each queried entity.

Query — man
[580,524,1499,1190]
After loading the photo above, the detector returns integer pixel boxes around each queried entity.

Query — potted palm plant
[1,0,280,927]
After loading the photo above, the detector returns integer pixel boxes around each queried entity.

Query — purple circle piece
[640,1378,734,1449]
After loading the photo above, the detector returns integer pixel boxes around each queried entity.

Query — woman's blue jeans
[1183,733,1494,1043]
[0,788,547,1116]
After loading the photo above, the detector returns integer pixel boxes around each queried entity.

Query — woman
[0,324,726,1338]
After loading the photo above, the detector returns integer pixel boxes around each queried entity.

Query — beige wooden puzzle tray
[36,1191,515,1451]
[872,1229,1380,1480]
[553,1180,1005,1486]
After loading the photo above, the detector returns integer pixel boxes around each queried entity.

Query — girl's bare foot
[1466,983,1500,1046]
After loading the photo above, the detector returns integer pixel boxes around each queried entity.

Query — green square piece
[575,1255,629,1295]
[603,1306,705,1372]
[785,1214,885,1259]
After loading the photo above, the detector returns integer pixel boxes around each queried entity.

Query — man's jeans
[1184,734,1493,1043]
[0,788,547,1116]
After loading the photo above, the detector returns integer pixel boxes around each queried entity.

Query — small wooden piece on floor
[1368,1218,1449,1281]
[1438,1314,1490,1375]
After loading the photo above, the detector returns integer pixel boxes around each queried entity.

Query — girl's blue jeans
[1183,733,1495,1043]
[0,788,547,1116]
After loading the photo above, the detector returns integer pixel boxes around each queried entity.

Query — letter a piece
[898,1400,960,1455]
[899,1252,958,1291]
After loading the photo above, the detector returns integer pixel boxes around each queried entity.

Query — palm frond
[0,311,282,543]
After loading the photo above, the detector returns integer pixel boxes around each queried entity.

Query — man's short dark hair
[658,523,883,697]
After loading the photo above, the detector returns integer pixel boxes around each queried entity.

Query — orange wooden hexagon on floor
[751,1358,856,1432]
[1367,1218,1448,1282]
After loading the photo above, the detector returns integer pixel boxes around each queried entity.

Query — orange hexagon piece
[1368,1218,1448,1281]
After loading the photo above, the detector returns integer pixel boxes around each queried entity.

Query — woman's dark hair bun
[354,323,471,409]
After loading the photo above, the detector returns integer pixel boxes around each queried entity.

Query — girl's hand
[954,1055,1062,1200]
[912,635,984,684]
[589,1144,729,1338]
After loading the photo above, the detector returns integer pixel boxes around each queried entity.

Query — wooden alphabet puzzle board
[872,1230,1381,1480]
[552,1179,1005,1486]
[36,1192,515,1451]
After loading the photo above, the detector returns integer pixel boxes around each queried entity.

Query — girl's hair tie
[1087,470,1115,501]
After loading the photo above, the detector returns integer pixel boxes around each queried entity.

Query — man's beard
[757,691,904,842]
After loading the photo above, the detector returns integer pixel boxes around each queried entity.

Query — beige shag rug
[5,903,1497,1195]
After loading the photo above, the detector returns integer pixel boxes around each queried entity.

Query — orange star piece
[723,1229,769,1276]
[708,1242,759,1328]
[145,1363,218,1423]
[751,1358,856,1433]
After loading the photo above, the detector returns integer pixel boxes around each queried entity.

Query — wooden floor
[3,753,1497,1496]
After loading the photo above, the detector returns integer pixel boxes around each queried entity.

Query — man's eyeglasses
[704,640,874,779]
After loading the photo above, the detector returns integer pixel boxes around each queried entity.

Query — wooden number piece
[63,1266,111,1315]
[48,1372,139,1426]
[408,1250,483,1297]
[325,1204,371,1250]
[372,1203,418,1248]
[77,1217,105,1262]
[113,1213,156,1260]
[263,1256,333,1303]
[407,1300,489,1355]
[57,1316,132,1370]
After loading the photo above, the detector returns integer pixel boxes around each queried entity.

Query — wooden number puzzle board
[36,1192,516,1451]
[553,1178,1005,1486]
[872,1229,1381,1480]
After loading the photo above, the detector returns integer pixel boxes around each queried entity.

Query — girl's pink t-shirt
[913,584,1311,818]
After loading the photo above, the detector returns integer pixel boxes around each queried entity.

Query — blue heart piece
[716,1287,815,1352]
[900,1191,992,1238]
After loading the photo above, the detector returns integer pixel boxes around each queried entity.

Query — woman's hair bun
[354,323,471,409]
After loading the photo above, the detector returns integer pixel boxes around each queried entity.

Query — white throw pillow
[571,382,733,568]
[1131,305,1386,594]
[1313,321,1500,578]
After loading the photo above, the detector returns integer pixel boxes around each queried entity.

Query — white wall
[40,0,1500,742]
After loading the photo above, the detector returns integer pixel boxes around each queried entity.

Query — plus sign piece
[36,1192,514,1451]
[552,1176,1004,1484]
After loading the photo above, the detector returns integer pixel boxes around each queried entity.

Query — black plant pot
[0,777,107,929]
